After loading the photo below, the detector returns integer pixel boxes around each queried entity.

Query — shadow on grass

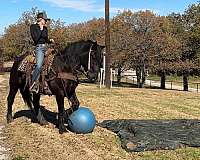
[112,81,189,92]
[112,81,138,88]
[98,119,200,152]
[13,106,58,126]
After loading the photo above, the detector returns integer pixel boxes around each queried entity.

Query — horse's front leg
[33,94,48,125]
[56,95,67,134]
[66,92,80,117]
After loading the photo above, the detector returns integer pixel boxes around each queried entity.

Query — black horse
[7,40,104,134]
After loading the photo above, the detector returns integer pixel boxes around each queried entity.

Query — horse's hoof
[7,115,13,124]
[59,127,68,134]
[39,120,49,126]
[37,113,48,126]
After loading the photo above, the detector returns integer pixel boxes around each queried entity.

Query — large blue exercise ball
[68,107,96,134]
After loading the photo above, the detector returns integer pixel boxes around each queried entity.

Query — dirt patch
[0,74,9,159]
[0,125,9,160]
[0,76,6,88]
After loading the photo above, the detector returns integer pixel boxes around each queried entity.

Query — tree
[49,19,67,51]
[110,10,133,83]
[2,8,38,60]
[1,7,70,60]
[150,16,181,89]
[168,3,200,91]
[0,37,3,70]
[126,11,159,88]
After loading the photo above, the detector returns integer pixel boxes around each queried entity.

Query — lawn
[1,73,200,160]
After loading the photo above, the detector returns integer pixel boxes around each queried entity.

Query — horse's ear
[87,40,96,44]
[91,40,97,46]
[100,45,105,49]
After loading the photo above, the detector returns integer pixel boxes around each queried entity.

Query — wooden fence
[121,75,200,93]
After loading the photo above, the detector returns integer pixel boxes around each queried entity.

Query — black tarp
[98,119,200,152]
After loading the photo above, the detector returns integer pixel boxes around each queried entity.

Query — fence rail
[146,79,200,92]
[121,75,200,93]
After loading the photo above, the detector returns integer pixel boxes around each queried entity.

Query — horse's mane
[53,40,92,73]
[61,40,92,56]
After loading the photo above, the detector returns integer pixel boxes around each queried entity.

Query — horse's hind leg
[33,94,48,125]
[7,86,18,123]
[20,87,33,112]
[56,95,67,134]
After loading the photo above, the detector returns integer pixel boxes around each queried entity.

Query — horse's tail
[9,53,28,85]
[10,53,34,111]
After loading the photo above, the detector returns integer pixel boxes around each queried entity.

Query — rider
[29,11,54,93]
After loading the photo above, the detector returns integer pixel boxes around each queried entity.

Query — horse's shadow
[13,106,58,126]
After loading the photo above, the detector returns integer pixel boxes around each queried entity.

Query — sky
[0,0,199,35]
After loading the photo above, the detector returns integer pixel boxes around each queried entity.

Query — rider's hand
[39,24,44,30]
[49,39,55,43]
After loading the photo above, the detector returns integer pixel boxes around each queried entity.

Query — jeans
[32,45,46,82]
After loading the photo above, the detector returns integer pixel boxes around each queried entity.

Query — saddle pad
[18,54,35,72]
[18,49,55,73]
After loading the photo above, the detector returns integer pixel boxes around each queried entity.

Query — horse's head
[79,40,105,82]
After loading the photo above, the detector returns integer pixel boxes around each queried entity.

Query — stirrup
[29,81,39,94]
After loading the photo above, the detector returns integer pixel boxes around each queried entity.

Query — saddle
[18,48,56,95]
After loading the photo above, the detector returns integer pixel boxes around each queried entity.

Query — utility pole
[105,0,111,89]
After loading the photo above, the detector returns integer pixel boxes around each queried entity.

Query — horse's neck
[52,53,80,75]
[54,42,89,73]
[63,44,87,69]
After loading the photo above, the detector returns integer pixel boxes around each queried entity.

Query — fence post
[0,56,3,72]
[171,81,172,90]
[197,83,199,93]
[150,80,151,88]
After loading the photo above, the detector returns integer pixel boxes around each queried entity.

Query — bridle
[78,44,95,76]
[87,44,103,74]
[88,44,94,71]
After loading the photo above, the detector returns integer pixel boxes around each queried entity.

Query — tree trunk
[0,50,3,72]
[117,66,122,84]
[160,72,166,89]
[141,65,147,88]
[183,72,189,91]
[136,67,141,88]
[0,62,3,72]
